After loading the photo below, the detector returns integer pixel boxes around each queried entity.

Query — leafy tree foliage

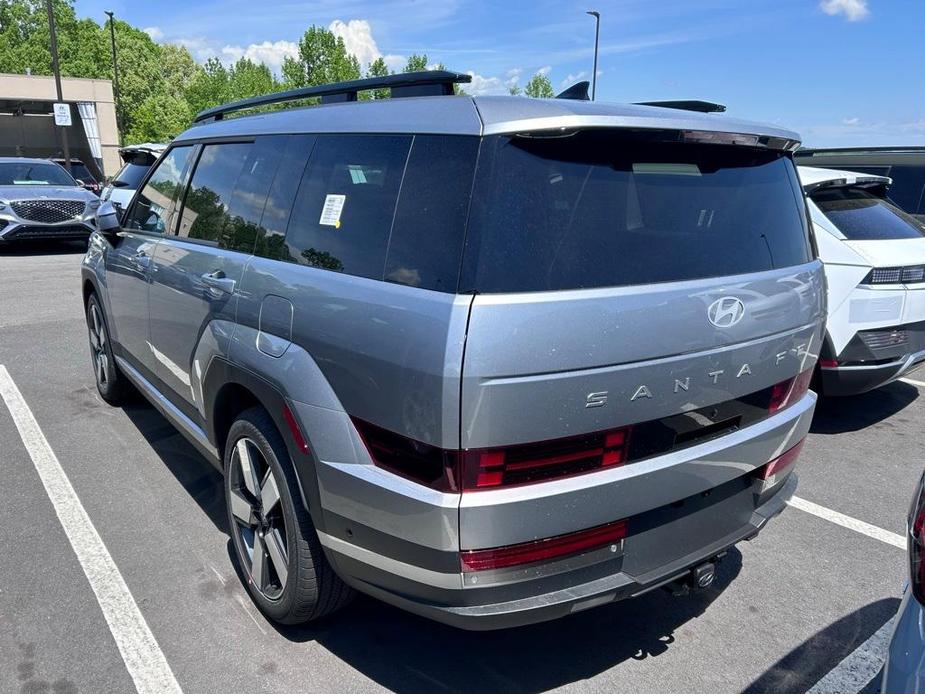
[403,54,428,73]
[282,25,360,88]
[524,72,554,98]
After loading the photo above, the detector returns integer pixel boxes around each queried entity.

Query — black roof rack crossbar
[635,100,726,114]
[194,70,472,123]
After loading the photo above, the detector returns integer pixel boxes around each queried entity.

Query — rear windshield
[811,187,925,240]
[461,132,812,293]
[111,161,151,189]
[0,162,76,186]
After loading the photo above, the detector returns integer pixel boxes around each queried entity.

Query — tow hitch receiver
[666,559,718,596]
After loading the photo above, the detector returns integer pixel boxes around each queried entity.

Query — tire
[224,407,352,624]
[86,293,130,404]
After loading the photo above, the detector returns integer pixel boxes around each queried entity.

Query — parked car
[81,71,823,629]
[0,157,100,246]
[100,143,166,215]
[795,147,925,222]
[799,166,925,395]
[49,157,102,196]
[881,471,925,693]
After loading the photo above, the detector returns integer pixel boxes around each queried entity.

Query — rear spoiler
[634,100,726,114]
[801,174,892,195]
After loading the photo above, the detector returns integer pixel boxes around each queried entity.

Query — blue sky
[73,0,924,147]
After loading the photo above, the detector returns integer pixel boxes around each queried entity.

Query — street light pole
[104,10,123,146]
[586,10,600,101]
[45,0,72,175]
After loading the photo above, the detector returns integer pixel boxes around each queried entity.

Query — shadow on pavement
[744,597,899,693]
[268,550,743,692]
[121,396,746,692]
[811,381,919,435]
[0,239,87,256]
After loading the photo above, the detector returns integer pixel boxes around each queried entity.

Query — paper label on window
[319,194,346,227]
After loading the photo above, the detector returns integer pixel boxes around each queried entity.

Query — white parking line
[789,495,906,550]
[900,377,925,389]
[806,616,895,693]
[0,365,183,694]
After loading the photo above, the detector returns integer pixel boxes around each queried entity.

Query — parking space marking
[900,377,925,389]
[806,616,895,693]
[789,496,906,549]
[0,365,183,694]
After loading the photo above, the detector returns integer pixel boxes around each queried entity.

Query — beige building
[0,73,121,178]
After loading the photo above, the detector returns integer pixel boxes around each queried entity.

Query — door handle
[201,270,236,296]
[130,251,151,270]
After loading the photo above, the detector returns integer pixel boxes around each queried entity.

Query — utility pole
[46,0,72,175]
[104,10,123,145]
[586,10,600,101]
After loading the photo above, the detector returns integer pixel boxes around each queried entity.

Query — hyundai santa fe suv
[81,71,824,629]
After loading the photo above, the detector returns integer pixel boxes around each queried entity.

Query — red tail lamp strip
[460,519,628,573]
[282,404,311,454]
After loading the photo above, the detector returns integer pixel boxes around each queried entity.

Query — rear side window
[177,143,252,244]
[384,135,479,291]
[461,132,812,293]
[254,135,315,260]
[811,187,925,240]
[124,146,194,233]
[283,135,411,278]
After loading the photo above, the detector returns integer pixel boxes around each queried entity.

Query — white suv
[800,165,925,394]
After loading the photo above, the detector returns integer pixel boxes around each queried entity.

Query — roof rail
[635,100,726,114]
[193,70,472,123]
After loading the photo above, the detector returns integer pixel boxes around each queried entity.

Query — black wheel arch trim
[201,357,325,530]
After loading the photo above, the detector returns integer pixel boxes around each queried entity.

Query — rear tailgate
[457,129,824,548]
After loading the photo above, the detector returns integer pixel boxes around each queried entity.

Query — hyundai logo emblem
[707,297,745,328]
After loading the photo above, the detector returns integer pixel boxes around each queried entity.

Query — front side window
[461,132,812,293]
[284,135,411,279]
[811,187,925,241]
[176,143,252,244]
[123,146,194,233]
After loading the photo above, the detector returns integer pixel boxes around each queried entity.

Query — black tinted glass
[219,136,287,253]
[0,162,75,186]
[124,146,193,233]
[113,162,150,188]
[178,143,252,244]
[384,136,479,291]
[462,133,811,293]
[254,135,315,260]
[284,135,411,278]
[812,187,925,240]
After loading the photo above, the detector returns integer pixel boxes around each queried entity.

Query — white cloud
[383,54,407,71]
[221,40,299,72]
[820,0,870,21]
[559,71,588,89]
[842,116,861,126]
[329,19,380,69]
[465,71,508,96]
[537,65,552,76]
[143,26,164,42]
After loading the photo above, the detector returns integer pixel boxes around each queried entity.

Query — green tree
[126,92,191,143]
[282,25,360,89]
[366,56,390,99]
[184,57,230,117]
[524,72,554,98]
[403,53,428,73]
[228,57,277,100]
[508,84,522,96]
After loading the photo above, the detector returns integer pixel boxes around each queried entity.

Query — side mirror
[76,179,86,188]
[95,200,121,239]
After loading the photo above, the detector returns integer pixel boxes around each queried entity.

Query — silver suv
[81,71,824,629]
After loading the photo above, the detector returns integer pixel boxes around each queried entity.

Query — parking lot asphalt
[0,243,921,694]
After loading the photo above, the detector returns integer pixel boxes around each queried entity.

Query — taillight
[459,427,631,491]
[818,358,838,368]
[460,519,628,572]
[864,266,925,285]
[353,418,632,493]
[769,368,814,414]
[909,474,925,604]
[754,438,805,484]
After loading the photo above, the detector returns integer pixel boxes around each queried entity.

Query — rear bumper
[316,392,815,630]
[334,472,796,630]
[882,588,923,694]
[820,349,925,396]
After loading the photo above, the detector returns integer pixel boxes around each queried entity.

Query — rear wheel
[86,294,130,404]
[224,407,352,624]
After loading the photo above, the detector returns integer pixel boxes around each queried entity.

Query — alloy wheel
[88,302,111,388]
[228,437,289,600]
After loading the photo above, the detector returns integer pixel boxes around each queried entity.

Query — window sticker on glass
[319,194,346,228]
